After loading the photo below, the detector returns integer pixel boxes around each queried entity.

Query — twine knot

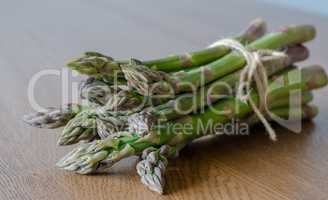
[209,39,277,141]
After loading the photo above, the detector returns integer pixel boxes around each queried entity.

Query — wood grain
[0,0,327,199]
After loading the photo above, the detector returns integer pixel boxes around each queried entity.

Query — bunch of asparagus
[23,19,328,194]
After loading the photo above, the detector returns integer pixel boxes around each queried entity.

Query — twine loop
[209,39,277,140]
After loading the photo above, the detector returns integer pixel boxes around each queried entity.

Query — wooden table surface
[1,0,328,199]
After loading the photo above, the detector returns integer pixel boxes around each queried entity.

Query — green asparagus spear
[136,102,316,194]
[58,47,303,145]
[67,19,267,77]
[56,65,327,174]
[144,18,267,72]
[124,25,315,95]
[248,104,318,125]
[127,45,309,135]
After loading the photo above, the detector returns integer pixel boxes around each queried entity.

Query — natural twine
[209,39,277,141]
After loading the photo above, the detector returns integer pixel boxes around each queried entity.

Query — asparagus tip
[121,62,169,95]
[56,141,109,174]
[137,147,169,194]
[66,51,117,76]
[22,104,78,129]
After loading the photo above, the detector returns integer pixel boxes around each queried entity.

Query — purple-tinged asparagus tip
[303,105,319,119]
[284,44,309,65]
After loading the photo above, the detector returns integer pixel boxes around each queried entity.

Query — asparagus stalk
[249,104,318,125]
[136,91,314,194]
[127,45,309,135]
[67,19,267,77]
[57,47,304,145]
[115,45,307,114]
[269,91,313,109]
[107,47,303,112]
[56,65,328,174]
[23,74,128,129]
[143,18,267,72]
[124,25,316,95]
[136,103,317,194]
[22,83,133,130]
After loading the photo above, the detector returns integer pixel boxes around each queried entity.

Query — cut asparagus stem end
[238,18,267,43]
